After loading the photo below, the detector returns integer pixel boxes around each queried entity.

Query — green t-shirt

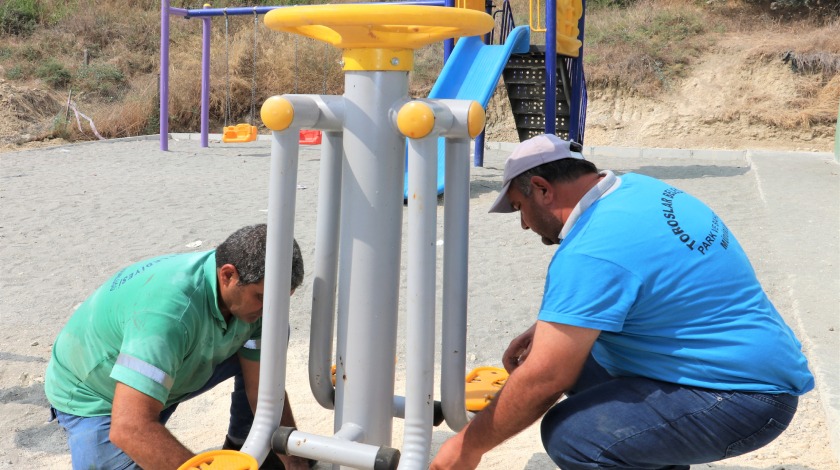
[45,251,262,417]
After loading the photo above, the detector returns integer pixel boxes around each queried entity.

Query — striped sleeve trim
[115,353,175,391]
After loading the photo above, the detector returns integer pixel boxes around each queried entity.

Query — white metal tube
[309,131,343,410]
[335,70,407,450]
[399,136,439,469]
[284,430,385,468]
[282,94,346,131]
[440,137,472,432]
[241,129,300,464]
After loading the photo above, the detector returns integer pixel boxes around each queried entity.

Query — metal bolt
[390,57,400,66]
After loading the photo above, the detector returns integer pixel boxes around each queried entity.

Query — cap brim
[488,181,515,213]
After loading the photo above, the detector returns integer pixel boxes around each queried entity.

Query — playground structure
[161,1,588,469]
[158,0,587,162]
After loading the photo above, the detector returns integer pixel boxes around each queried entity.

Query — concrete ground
[0,134,837,469]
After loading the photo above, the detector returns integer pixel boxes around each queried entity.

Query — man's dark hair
[215,224,304,290]
[512,158,599,197]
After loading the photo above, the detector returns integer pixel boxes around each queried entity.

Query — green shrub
[5,65,25,80]
[35,58,71,88]
[0,0,41,36]
[74,63,127,100]
[19,44,42,61]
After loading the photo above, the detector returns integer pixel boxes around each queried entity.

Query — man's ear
[218,264,240,288]
[530,176,554,203]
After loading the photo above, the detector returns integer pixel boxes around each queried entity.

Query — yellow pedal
[222,124,258,143]
[465,366,508,412]
[178,450,258,470]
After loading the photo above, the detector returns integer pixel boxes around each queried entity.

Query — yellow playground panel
[529,0,583,56]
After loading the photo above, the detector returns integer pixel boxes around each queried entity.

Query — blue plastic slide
[403,25,531,198]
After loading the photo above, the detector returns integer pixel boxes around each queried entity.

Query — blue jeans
[51,355,252,470]
[541,356,798,470]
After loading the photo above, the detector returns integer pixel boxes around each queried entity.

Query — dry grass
[740,18,840,128]
[1,0,838,142]
[583,0,711,96]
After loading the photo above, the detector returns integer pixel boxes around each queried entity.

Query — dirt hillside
[0,30,837,153]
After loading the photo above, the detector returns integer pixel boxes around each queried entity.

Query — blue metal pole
[443,0,455,62]
[474,131,485,166]
[545,0,557,136]
[569,0,585,142]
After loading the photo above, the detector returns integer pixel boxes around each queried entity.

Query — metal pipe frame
[309,130,343,410]
[401,134,439,468]
[334,71,407,454]
[440,136,472,431]
[241,129,300,465]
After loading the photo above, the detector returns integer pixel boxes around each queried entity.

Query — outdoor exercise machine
[179,4,496,469]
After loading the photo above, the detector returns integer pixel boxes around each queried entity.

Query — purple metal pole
[200,8,211,148]
[545,0,557,135]
[160,0,170,151]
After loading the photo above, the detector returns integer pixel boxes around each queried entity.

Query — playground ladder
[503,45,573,142]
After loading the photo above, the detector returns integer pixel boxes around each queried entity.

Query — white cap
[488,134,584,213]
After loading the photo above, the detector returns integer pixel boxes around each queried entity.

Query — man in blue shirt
[431,134,814,469]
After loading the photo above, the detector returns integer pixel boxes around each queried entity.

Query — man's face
[508,182,563,246]
[226,280,265,324]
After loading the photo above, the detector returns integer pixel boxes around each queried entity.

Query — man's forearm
[461,363,565,454]
[112,420,194,469]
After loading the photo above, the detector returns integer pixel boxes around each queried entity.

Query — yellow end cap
[397,101,436,139]
[467,101,486,138]
[260,96,294,131]
[343,48,413,72]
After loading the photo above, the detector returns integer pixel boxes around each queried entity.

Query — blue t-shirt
[538,173,814,395]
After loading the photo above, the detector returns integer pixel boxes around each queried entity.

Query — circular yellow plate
[264,5,494,50]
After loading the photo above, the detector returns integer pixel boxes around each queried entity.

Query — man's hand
[432,322,600,467]
[110,382,194,469]
[430,433,482,470]
[502,323,536,373]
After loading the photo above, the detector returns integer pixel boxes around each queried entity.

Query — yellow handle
[264,5,494,50]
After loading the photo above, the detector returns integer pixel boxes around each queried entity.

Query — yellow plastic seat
[465,366,509,411]
[178,450,258,470]
[222,123,258,143]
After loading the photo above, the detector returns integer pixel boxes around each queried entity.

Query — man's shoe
[222,435,285,470]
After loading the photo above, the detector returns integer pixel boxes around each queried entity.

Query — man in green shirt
[46,224,310,469]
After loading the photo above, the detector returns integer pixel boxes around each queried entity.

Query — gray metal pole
[335,70,408,452]
[241,129,300,465]
[440,137,471,432]
[401,135,439,468]
[309,131,344,409]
